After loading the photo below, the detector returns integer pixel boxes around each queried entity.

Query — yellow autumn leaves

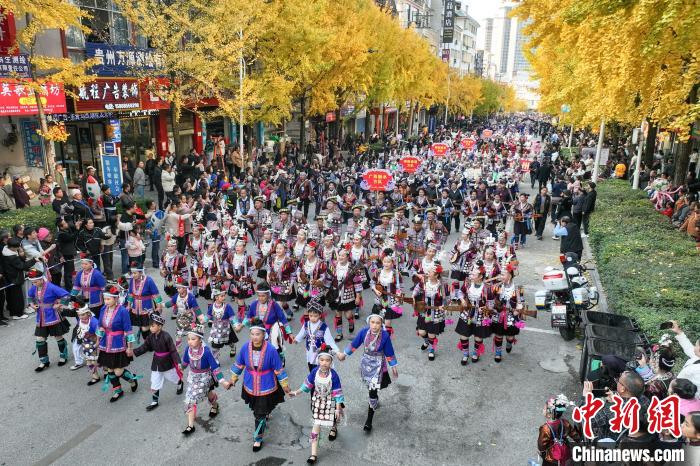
[514,0,700,140]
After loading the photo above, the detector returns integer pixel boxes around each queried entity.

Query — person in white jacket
[160,164,176,202]
[672,321,700,397]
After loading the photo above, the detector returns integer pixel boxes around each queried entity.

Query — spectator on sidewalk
[0,176,15,213]
[161,164,176,204]
[38,228,62,286]
[529,157,540,189]
[671,321,700,393]
[100,220,116,281]
[553,216,583,260]
[581,181,597,238]
[51,187,69,217]
[70,190,93,222]
[537,161,553,191]
[56,218,80,290]
[12,175,30,209]
[679,202,700,250]
[119,182,135,209]
[153,159,165,210]
[1,237,38,320]
[550,177,567,224]
[21,226,50,272]
[76,218,106,270]
[133,161,147,199]
[145,153,156,192]
[54,163,68,193]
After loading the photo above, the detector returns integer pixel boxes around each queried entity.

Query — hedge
[588,180,700,343]
[0,199,151,233]
[0,205,56,232]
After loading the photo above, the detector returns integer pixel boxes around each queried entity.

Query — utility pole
[592,118,605,182]
[444,71,450,126]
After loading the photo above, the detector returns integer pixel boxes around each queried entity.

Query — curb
[582,237,609,313]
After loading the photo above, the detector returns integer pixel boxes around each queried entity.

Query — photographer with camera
[670,321,700,394]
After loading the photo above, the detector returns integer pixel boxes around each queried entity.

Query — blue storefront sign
[0,54,31,78]
[20,119,45,168]
[85,42,164,77]
[100,152,123,196]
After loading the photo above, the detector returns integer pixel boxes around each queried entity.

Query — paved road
[1,182,586,466]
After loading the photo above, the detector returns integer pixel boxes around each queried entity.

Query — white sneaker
[70,363,85,371]
[551,236,559,240]
[24,307,36,314]
[12,314,29,320]
[581,233,588,238]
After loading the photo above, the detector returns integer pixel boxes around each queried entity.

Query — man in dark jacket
[529,157,540,189]
[56,218,81,289]
[553,216,584,260]
[581,182,597,238]
[533,186,551,240]
[537,161,553,191]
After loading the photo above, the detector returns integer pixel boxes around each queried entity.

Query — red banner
[461,138,476,149]
[482,129,493,138]
[0,10,17,55]
[399,155,422,174]
[74,78,141,113]
[362,169,393,191]
[520,158,532,173]
[431,142,449,157]
[0,80,66,115]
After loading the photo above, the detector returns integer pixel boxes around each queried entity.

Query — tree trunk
[674,138,692,186]
[643,122,658,167]
[407,100,414,136]
[169,101,180,157]
[34,88,56,176]
[335,107,342,143]
[299,95,306,154]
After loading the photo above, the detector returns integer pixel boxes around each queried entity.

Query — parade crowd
[1,115,698,465]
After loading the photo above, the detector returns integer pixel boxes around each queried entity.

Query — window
[71,0,131,46]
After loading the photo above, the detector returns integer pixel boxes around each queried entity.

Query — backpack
[547,421,571,463]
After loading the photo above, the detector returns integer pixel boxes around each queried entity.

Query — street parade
[1,0,699,465]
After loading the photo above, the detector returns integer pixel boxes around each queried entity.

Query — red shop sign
[140,77,170,110]
[461,138,476,149]
[0,80,67,115]
[0,10,17,55]
[74,78,141,113]
[362,169,393,191]
[399,155,422,174]
[431,142,449,157]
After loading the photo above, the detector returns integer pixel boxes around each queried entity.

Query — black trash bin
[582,310,640,332]
[579,337,638,383]
[584,324,649,347]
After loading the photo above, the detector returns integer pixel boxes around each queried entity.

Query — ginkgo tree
[0,0,96,175]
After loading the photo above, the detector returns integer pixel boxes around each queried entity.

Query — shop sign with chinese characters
[0,80,66,115]
[0,54,30,78]
[86,43,164,77]
[74,78,141,113]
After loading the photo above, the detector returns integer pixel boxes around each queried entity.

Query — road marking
[522,326,560,335]
[34,424,101,466]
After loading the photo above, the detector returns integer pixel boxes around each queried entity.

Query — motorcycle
[535,252,599,341]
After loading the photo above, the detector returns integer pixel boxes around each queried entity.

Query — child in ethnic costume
[165,276,206,347]
[180,323,224,435]
[293,299,344,371]
[62,300,100,384]
[223,318,290,452]
[133,313,183,411]
[290,349,346,464]
[160,238,188,297]
[343,313,398,432]
[97,284,140,402]
[27,269,71,372]
[207,287,239,360]
[126,262,163,342]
